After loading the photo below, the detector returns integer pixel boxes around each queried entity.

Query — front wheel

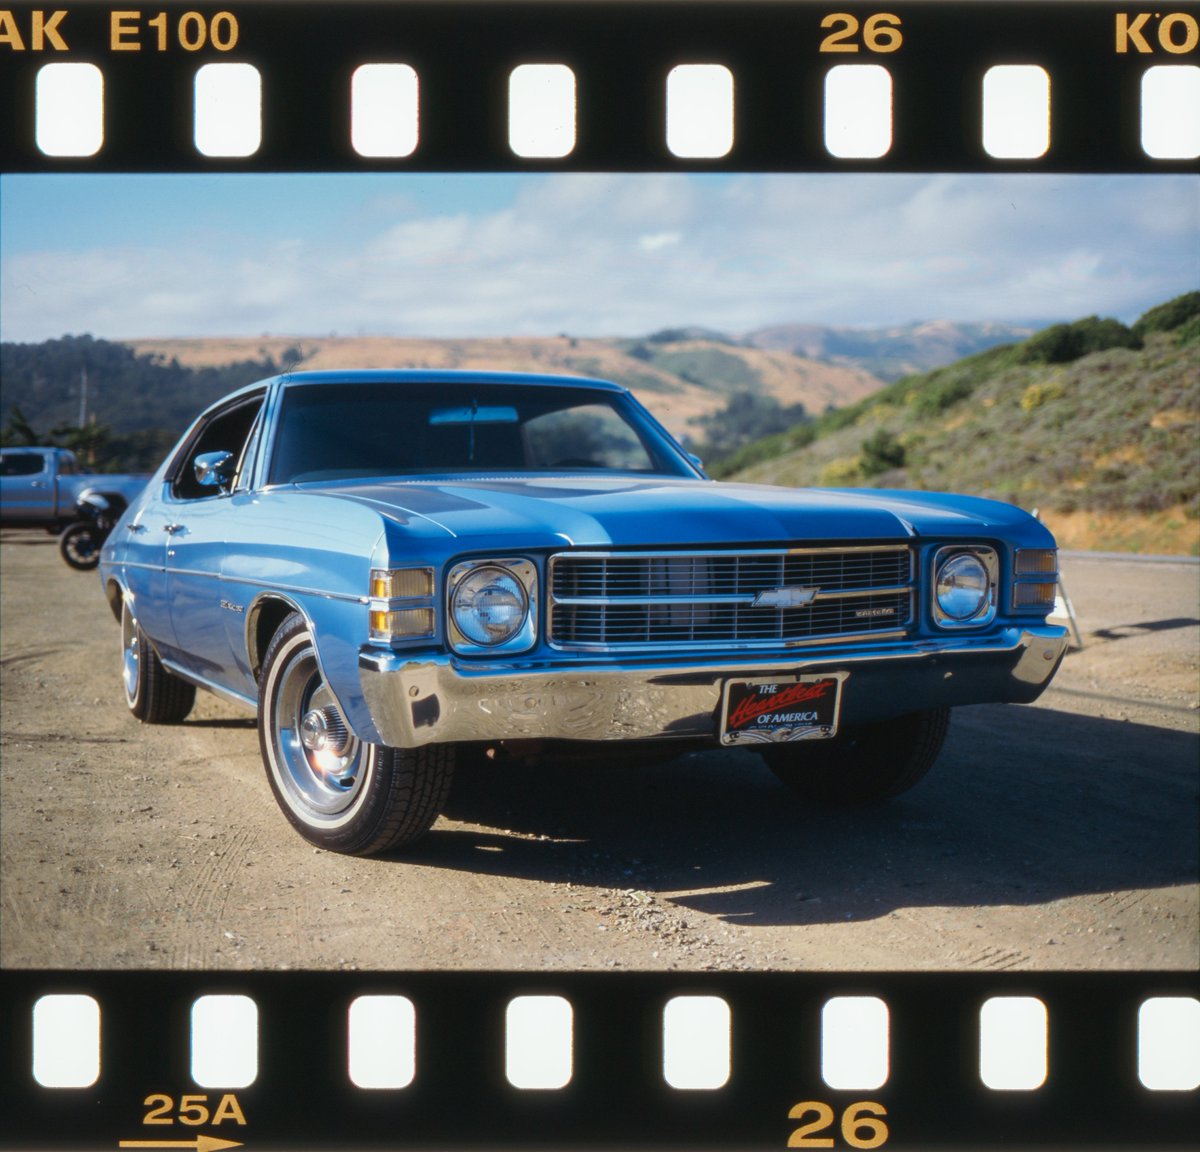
[759,707,950,805]
[258,614,455,855]
[59,521,103,570]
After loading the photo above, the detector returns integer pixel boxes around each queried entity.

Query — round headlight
[451,566,529,646]
[936,552,991,621]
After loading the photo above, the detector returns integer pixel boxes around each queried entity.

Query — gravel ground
[1,534,1196,972]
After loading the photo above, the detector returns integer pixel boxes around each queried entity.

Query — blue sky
[2,172,1196,342]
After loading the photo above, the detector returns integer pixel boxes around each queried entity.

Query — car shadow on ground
[185,717,257,730]
[407,703,1198,927]
[0,531,59,546]
[1090,617,1200,641]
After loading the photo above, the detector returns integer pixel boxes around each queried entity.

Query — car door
[157,392,267,691]
[118,477,178,661]
[0,451,55,522]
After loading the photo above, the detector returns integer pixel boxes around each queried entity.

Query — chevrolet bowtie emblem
[752,586,820,608]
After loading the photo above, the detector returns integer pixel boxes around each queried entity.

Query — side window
[0,453,48,477]
[232,405,265,492]
[170,394,266,500]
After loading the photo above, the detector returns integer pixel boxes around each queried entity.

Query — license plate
[719,674,846,746]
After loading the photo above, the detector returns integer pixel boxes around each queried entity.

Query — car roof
[275,369,629,393]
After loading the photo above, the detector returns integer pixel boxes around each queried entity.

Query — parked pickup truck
[1,447,147,568]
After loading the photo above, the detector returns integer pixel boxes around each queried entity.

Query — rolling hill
[6,301,1195,555]
[725,295,1200,555]
[120,333,883,443]
[0,319,1066,457]
[742,319,1037,381]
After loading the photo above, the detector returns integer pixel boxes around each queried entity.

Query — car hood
[314,476,1039,548]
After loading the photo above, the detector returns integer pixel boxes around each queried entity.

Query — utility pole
[78,363,89,427]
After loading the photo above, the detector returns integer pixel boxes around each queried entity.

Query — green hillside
[726,295,1200,556]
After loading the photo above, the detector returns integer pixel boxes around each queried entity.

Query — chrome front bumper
[357,625,1069,749]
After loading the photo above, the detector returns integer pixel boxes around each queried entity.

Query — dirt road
[1,533,1196,972]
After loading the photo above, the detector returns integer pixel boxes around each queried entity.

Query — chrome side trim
[243,590,345,702]
[116,559,368,605]
[157,655,258,712]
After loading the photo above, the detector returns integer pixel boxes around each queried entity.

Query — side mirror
[194,450,236,492]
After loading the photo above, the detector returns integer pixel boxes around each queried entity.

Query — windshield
[267,382,696,485]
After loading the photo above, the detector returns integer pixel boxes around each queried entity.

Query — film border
[2,970,1199,1148]
[1,1,1198,172]
[1,0,1198,1148]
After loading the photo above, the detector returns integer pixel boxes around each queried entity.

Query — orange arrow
[119,1137,244,1152]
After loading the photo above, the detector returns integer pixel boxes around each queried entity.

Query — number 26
[788,1100,889,1149]
[820,13,904,53]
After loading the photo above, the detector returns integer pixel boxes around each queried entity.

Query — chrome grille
[548,547,914,651]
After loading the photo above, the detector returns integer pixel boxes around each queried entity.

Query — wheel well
[105,580,124,622]
[250,597,297,684]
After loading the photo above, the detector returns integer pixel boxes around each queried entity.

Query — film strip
[1,1,1198,1149]
[0,1,1198,171]
[3,971,1199,1149]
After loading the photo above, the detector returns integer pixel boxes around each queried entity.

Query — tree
[55,420,112,468]
[0,407,42,447]
[695,391,810,466]
[280,344,306,371]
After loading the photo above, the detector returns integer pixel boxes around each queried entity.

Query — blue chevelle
[99,371,1068,855]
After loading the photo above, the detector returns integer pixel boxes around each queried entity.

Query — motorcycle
[58,489,127,570]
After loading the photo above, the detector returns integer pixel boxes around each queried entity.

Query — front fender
[245,589,385,745]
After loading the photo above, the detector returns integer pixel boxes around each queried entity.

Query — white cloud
[1,173,1196,342]
[639,231,683,253]
[372,214,471,264]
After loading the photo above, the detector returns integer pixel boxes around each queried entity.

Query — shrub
[1019,380,1064,411]
[912,375,975,416]
[1020,317,1142,365]
[821,457,862,486]
[859,428,907,476]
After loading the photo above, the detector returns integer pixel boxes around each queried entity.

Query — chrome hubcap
[301,706,349,755]
[271,637,366,818]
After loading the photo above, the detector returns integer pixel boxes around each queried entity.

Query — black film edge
[0,2,1198,172]
[2,970,1199,1149]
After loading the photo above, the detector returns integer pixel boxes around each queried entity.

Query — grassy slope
[729,332,1199,556]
